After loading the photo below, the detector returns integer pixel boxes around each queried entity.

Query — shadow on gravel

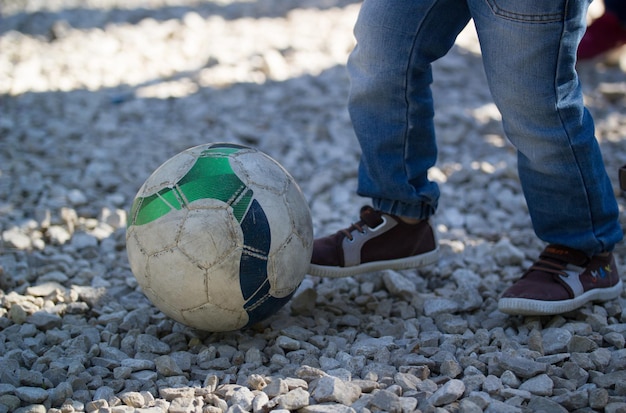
[0,0,362,36]
[0,39,502,227]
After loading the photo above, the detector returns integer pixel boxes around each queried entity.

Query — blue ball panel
[239,199,271,301]
[238,191,296,327]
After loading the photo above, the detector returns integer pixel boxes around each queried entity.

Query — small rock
[264,378,289,398]
[135,334,170,354]
[276,335,301,351]
[423,298,459,317]
[14,387,49,404]
[484,399,522,413]
[230,386,255,411]
[528,397,568,413]
[429,379,465,406]
[542,328,572,354]
[252,392,269,413]
[497,355,547,378]
[482,375,502,395]
[370,389,403,413]
[492,238,525,266]
[562,361,589,387]
[459,399,483,413]
[154,355,184,377]
[605,402,626,413]
[588,387,609,410]
[311,376,361,405]
[273,388,310,410]
[247,374,267,391]
[567,335,598,353]
[518,374,553,396]
[382,271,415,299]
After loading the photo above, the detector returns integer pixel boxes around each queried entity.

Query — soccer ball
[126,143,313,332]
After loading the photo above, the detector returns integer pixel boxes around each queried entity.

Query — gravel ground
[2,1,626,412]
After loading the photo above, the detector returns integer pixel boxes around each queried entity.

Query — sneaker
[498,244,623,316]
[309,206,439,278]
[578,12,626,60]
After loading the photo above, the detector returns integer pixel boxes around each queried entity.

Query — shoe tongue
[359,207,384,228]
[541,245,589,267]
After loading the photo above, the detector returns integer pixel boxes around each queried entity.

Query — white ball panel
[178,204,243,270]
[146,248,209,310]
[131,208,186,255]
[126,227,150,288]
[284,180,314,244]
[181,301,248,331]
[231,151,289,194]
[255,189,294,251]
[138,151,197,196]
[267,233,312,296]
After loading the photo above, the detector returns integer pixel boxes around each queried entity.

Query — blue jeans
[349,0,623,255]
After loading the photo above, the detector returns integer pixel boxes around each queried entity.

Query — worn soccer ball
[126,143,313,332]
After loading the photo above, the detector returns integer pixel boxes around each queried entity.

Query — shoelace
[340,223,365,241]
[526,245,593,278]
[528,257,569,277]
[340,207,383,241]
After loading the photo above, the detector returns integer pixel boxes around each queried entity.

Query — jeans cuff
[371,198,436,220]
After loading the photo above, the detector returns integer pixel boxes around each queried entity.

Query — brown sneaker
[498,244,623,316]
[309,206,439,278]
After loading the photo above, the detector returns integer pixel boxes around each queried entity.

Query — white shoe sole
[308,247,440,278]
[498,278,624,316]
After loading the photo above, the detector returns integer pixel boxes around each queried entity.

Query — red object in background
[578,12,626,60]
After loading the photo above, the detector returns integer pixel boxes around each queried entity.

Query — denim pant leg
[348,0,471,219]
[470,0,622,254]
